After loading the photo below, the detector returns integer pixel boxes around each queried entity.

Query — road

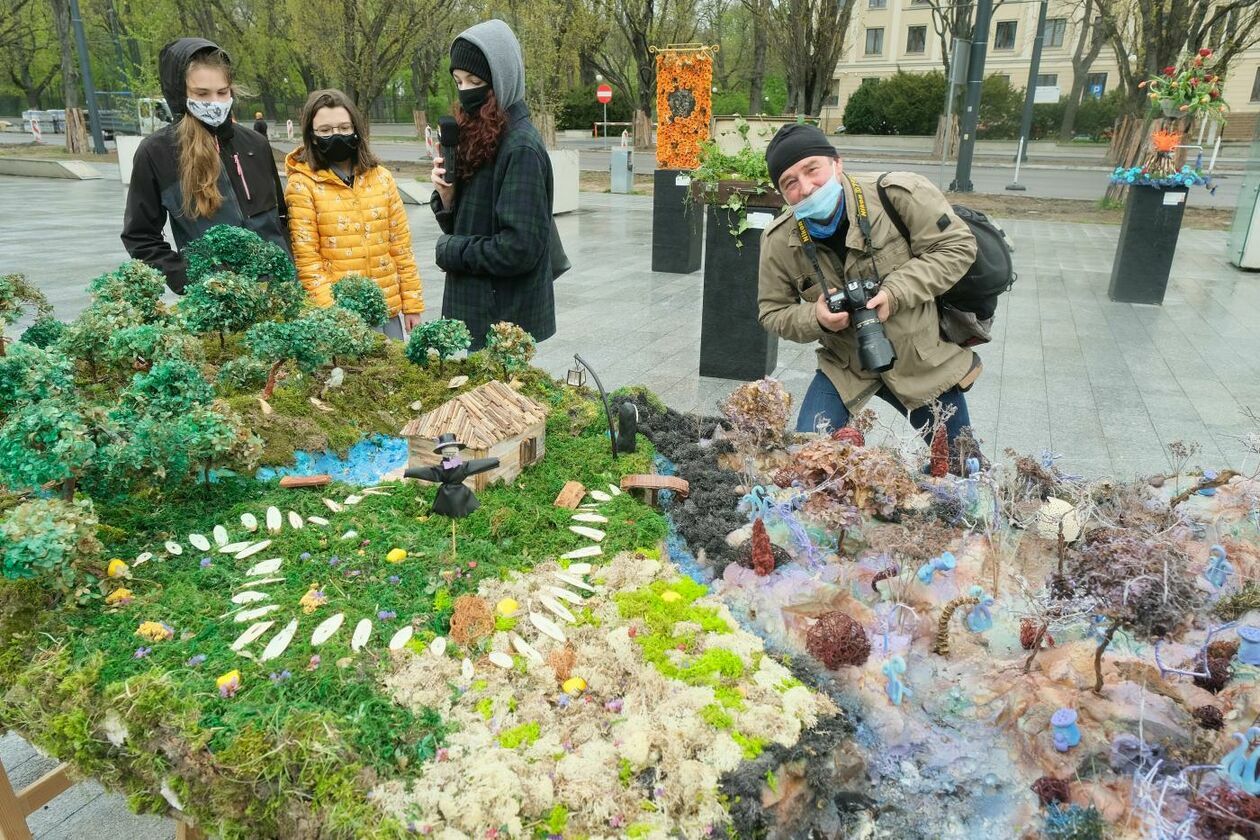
[2,128,1244,208]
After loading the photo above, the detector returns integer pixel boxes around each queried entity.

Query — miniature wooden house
[400,380,548,492]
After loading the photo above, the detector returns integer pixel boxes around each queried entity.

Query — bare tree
[589,0,702,148]
[745,0,852,116]
[1059,0,1110,141]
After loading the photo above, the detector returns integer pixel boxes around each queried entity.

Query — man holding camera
[757,123,983,452]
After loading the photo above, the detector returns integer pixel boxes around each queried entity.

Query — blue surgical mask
[186,97,233,128]
[792,167,842,222]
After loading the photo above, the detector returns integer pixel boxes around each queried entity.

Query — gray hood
[453,19,525,111]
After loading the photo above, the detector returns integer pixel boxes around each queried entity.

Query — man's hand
[403,312,423,331]
[815,293,850,332]
[866,290,892,322]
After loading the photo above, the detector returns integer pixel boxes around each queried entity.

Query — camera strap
[845,174,885,286]
[794,219,836,297]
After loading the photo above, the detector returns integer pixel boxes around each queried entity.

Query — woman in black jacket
[429,19,556,350]
[122,38,289,294]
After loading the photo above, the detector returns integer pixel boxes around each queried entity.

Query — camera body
[824,276,897,373]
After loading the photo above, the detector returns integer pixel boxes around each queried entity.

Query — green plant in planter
[405,318,472,374]
[690,123,778,242]
[332,274,390,329]
[245,317,330,399]
[86,261,167,323]
[179,272,266,349]
[0,343,74,420]
[0,497,102,591]
[0,397,98,499]
[0,273,52,357]
[105,323,202,372]
[19,316,66,349]
[484,322,536,380]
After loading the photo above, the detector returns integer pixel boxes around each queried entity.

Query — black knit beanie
[765,124,837,189]
[450,38,492,84]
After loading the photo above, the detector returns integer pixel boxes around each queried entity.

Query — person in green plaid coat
[429,19,556,351]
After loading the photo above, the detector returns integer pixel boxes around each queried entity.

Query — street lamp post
[951,0,993,193]
[1014,0,1049,164]
[69,0,107,154]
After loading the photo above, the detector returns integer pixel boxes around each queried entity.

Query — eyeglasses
[313,124,355,138]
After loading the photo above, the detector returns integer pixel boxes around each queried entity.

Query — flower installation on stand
[1139,48,1228,123]
[652,44,715,171]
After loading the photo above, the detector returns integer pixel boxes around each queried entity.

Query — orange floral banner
[655,49,713,170]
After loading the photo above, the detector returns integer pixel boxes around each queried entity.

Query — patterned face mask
[186,97,233,128]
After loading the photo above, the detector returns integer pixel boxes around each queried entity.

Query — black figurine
[404,433,500,555]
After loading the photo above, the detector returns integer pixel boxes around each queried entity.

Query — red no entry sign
[596,84,612,104]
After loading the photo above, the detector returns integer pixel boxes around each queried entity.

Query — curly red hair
[454,90,507,180]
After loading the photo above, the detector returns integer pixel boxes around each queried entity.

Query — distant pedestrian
[121,38,289,294]
[253,111,267,138]
[285,88,424,339]
[429,19,559,350]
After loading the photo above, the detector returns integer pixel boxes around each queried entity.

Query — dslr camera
[822,276,897,374]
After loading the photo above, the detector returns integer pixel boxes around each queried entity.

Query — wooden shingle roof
[400,380,547,450]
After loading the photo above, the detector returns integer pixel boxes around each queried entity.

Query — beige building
[819,0,1260,136]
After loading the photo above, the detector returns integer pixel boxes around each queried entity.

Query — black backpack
[876,173,1016,345]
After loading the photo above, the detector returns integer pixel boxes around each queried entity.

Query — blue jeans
[795,369,972,444]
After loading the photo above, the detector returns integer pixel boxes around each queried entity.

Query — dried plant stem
[1093,621,1120,694]
[932,595,979,656]
[1024,622,1049,673]
[1169,470,1239,508]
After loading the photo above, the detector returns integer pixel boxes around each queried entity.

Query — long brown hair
[177,48,232,219]
[454,90,507,179]
[297,89,381,176]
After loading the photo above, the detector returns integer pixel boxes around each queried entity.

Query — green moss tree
[0,398,98,499]
[0,343,74,421]
[183,226,303,321]
[119,359,214,418]
[105,323,203,372]
[86,260,167,323]
[331,274,389,329]
[0,273,52,358]
[245,317,330,399]
[405,318,472,375]
[306,306,378,366]
[19,316,66,349]
[55,299,145,379]
[0,498,102,593]
[485,321,536,381]
[179,271,266,349]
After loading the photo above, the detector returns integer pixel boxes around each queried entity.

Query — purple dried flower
[605,698,624,714]
[388,575,401,585]
[307,655,321,671]
[134,646,152,659]
[378,610,397,620]
[199,557,212,568]
[269,670,292,683]
[186,654,207,667]
[328,555,341,566]
[300,552,312,561]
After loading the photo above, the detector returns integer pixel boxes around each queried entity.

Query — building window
[1090,16,1106,49]
[994,21,1017,49]
[1044,17,1067,47]
[1035,74,1058,87]
[861,77,880,87]
[520,436,538,464]
[865,27,884,55]
[1251,68,1260,102]
[910,0,929,5]
[868,0,886,8]
[1085,72,1107,98]
[906,25,927,53]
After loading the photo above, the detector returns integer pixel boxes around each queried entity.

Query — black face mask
[314,132,360,163]
[458,85,490,116]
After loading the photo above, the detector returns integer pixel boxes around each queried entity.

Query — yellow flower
[299,585,328,614]
[105,587,133,606]
[216,670,241,697]
[386,548,408,564]
[496,598,519,617]
[562,676,587,694]
[107,559,129,578]
[660,590,682,603]
[136,621,173,642]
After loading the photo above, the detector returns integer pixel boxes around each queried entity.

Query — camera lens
[852,309,897,373]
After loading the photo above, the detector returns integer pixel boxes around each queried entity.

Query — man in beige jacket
[757,124,982,455]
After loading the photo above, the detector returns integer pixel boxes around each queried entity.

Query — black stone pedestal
[699,205,778,380]
[652,169,703,273]
[1108,184,1188,305]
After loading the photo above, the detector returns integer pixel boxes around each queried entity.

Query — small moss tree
[19,316,66,349]
[86,260,167,323]
[183,225,303,321]
[306,306,378,366]
[245,317,330,399]
[405,318,472,375]
[331,274,389,329]
[105,323,202,372]
[119,358,215,418]
[484,321,536,380]
[0,497,102,593]
[179,271,266,349]
[0,273,52,357]
[0,397,98,499]
[56,299,145,379]
[0,343,75,421]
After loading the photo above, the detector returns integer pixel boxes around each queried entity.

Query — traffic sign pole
[596,83,613,140]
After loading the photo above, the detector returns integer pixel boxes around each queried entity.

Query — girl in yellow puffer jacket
[285,88,423,338]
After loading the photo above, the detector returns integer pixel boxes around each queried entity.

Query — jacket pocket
[914,332,958,366]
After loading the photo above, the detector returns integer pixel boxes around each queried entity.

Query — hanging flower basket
[1140,48,1229,124]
